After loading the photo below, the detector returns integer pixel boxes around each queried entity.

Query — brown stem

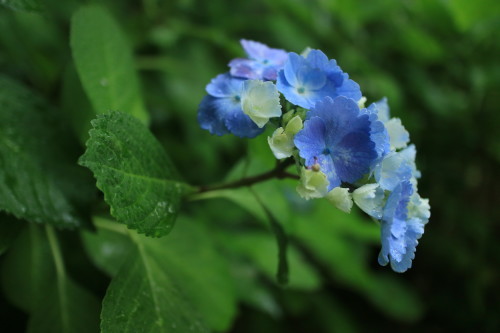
[197,158,298,193]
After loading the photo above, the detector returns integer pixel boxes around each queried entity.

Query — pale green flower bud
[325,187,353,213]
[296,167,329,200]
[268,116,303,159]
[241,80,281,128]
[300,47,312,58]
[358,96,367,109]
[284,115,303,135]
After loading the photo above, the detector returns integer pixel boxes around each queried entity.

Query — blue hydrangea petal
[197,95,230,136]
[333,130,376,183]
[295,96,378,188]
[389,217,425,272]
[294,116,328,165]
[283,52,304,87]
[278,51,362,109]
[298,68,327,91]
[277,69,324,109]
[365,113,390,166]
[224,109,264,138]
[335,78,362,102]
[305,49,330,69]
[378,180,414,268]
[206,73,243,97]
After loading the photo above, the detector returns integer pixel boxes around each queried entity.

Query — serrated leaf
[0,0,42,12]
[1,225,100,333]
[0,76,89,227]
[87,217,238,331]
[80,112,191,237]
[70,5,149,123]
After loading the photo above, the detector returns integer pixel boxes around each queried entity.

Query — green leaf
[0,0,42,12]
[0,76,89,227]
[70,5,149,123]
[0,213,24,256]
[89,217,238,331]
[80,111,191,237]
[1,225,100,333]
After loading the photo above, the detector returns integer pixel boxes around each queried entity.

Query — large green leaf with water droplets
[0,76,90,228]
[85,217,238,331]
[80,112,192,237]
[100,221,212,333]
[70,5,149,124]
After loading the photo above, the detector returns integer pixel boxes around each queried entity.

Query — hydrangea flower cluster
[198,40,430,272]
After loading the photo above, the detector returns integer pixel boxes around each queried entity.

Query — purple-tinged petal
[228,58,262,80]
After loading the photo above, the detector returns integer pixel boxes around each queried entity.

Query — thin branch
[196,158,297,194]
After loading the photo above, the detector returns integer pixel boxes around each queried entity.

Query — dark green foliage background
[0,0,499,332]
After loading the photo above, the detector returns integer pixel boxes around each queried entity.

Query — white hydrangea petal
[352,183,385,219]
[385,118,409,150]
[296,167,329,200]
[325,187,353,213]
[268,127,295,159]
[241,80,281,128]
[374,97,390,123]
[407,192,430,224]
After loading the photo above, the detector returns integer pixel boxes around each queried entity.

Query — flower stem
[196,158,298,194]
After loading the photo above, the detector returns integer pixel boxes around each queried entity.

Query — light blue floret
[294,96,377,190]
[276,50,362,109]
[378,179,427,273]
[197,73,264,138]
[229,40,288,81]
[375,145,420,191]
